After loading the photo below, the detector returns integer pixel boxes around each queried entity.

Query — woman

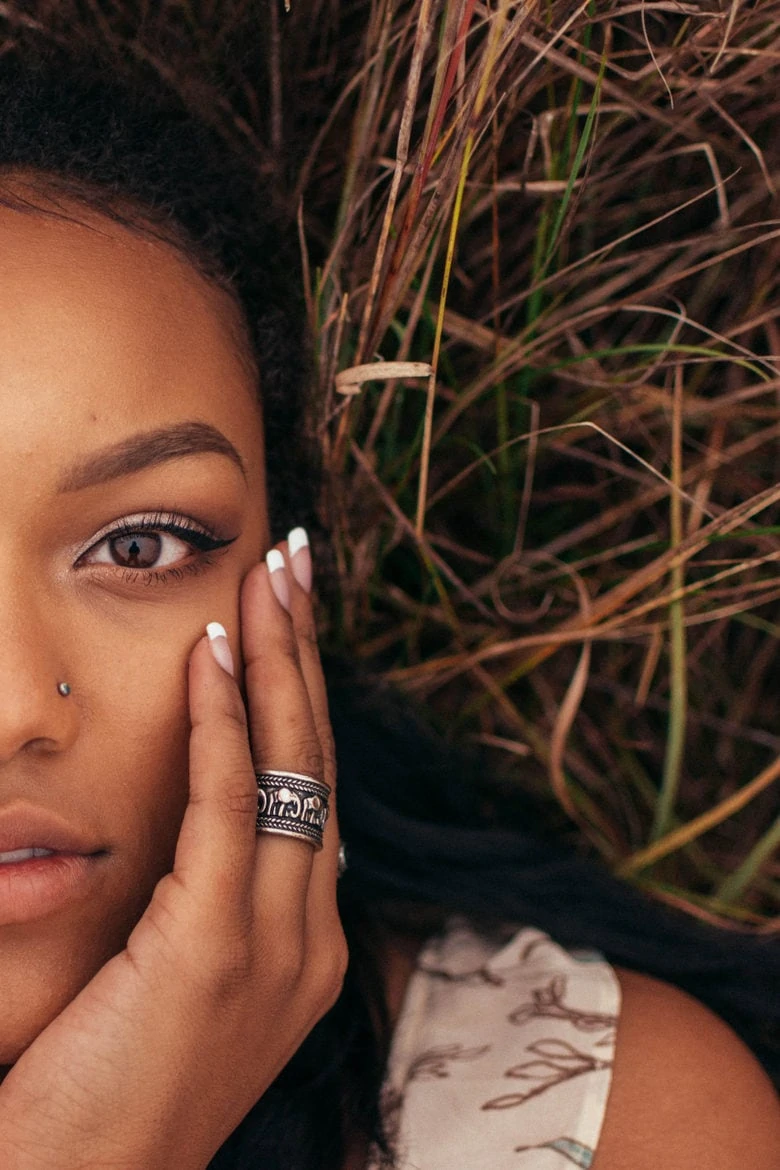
[0,34,777,1170]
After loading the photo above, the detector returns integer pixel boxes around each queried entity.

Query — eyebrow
[57,421,247,493]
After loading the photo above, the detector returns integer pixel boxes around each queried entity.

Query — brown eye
[79,513,238,579]
[109,532,163,568]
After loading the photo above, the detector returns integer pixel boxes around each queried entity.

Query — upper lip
[0,804,103,855]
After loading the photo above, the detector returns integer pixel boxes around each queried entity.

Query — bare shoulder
[591,965,780,1170]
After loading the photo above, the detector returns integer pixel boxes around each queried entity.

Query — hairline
[0,166,261,388]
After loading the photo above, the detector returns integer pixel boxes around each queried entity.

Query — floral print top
[369,919,620,1170]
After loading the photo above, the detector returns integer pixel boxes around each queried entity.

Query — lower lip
[0,853,104,925]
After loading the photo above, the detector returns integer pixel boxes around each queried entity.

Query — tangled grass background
[3,0,779,931]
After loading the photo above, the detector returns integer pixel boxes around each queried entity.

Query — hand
[0,536,346,1170]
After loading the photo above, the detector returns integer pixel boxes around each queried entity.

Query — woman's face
[0,194,268,1063]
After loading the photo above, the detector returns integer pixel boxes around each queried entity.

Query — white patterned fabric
[369,920,621,1170]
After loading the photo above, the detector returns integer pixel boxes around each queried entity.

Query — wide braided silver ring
[254,770,331,850]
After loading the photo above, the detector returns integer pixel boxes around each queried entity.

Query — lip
[0,803,106,926]
[0,803,103,856]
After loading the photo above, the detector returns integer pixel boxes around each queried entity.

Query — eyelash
[77,510,238,587]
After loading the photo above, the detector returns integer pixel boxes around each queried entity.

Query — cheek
[72,559,252,901]
[90,637,192,882]
[77,580,244,886]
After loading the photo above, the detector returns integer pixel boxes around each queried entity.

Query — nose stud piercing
[57,682,71,697]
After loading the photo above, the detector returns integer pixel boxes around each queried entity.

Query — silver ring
[254,770,330,850]
[337,843,348,877]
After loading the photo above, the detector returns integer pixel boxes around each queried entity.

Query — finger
[284,530,342,900]
[286,530,335,787]
[174,627,258,905]
[240,553,323,921]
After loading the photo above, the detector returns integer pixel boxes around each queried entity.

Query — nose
[0,591,80,763]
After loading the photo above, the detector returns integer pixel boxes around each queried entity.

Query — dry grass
[291,0,780,931]
[3,0,779,930]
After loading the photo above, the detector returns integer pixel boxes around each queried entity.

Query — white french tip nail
[206,622,234,676]
[287,527,309,557]
[266,548,285,573]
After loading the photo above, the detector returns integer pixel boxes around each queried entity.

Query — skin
[0,195,267,1061]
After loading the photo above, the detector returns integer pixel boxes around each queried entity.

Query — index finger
[175,629,258,904]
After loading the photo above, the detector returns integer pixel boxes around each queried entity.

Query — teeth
[0,848,55,864]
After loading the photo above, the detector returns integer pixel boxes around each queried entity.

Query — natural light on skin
[0,193,268,1066]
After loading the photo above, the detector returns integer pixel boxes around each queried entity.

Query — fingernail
[287,527,312,593]
[266,548,291,611]
[206,621,234,677]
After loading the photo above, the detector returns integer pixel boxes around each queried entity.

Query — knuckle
[298,739,324,781]
[191,764,255,825]
[313,933,349,1012]
[220,759,255,790]
[219,783,259,820]
[264,719,324,780]
[271,938,307,989]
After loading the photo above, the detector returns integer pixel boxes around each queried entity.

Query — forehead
[0,197,260,457]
